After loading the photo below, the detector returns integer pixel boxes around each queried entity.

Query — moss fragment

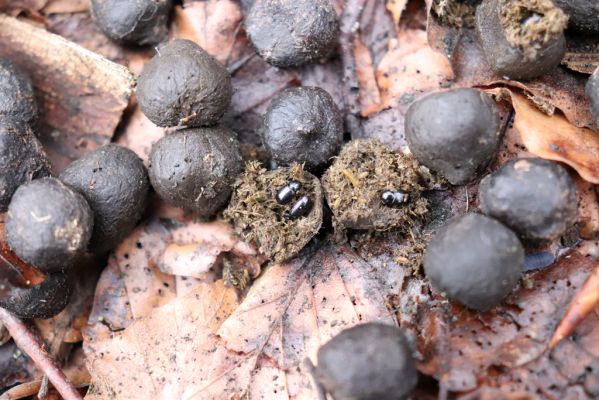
[224,162,323,264]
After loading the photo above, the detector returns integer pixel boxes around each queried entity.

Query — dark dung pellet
[0,59,38,129]
[405,88,501,185]
[0,270,73,319]
[6,177,94,272]
[245,0,339,67]
[424,213,524,311]
[148,126,242,217]
[60,144,150,254]
[475,0,567,80]
[261,86,343,172]
[0,124,51,212]
[315,323,418,400]
[137,39,232,128]
[552,0,599,33]
[91,0,172,46]
[479,158,577,241]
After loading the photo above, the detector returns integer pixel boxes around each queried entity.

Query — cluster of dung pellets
[0,60,152,319]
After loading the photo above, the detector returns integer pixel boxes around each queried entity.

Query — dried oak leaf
[115,106,165,165]
[83,242,427,399]
[42,0,89,14]
[85,280,240,400]
[84,215,260,338]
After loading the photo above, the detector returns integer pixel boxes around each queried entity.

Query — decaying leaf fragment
[510,92,599,184]
[83,243,422,399]
[487,89,599,184]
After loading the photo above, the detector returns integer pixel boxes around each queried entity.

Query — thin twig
[0,308,83,400]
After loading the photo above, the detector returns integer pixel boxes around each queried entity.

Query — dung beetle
[276,180,302,204]
[381,190,409,206]
[284,195,312,220]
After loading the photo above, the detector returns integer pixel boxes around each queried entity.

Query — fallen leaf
[562,34,599,75]
[359,0,398,66]
[85,280,239,400]
[83,242,426,399]
[376,29,454,110]
[115,105,165,165]
[509,92,599,184]
[354,36,382,116]
[172,1,244,66]
[575,178,599,240]
[43,0,88,14]
[0,0,47,17]
[157,220,262,280]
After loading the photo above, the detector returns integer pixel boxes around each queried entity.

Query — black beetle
[276,180,302,204]
[284,195,312,220]
[381,190,409,206]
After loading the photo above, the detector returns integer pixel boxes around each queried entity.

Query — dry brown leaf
[386,0,408,29]
[172,1,244,65]
[84,215,262,336]
[158,220,262,279]
[550,262,599,348]
[83,243,424,399]
[508,92,599,184]
[562,35,599,75]
[575,178,599,239]
[84,280,239,400]
[376,29,454,110]
[0,14,135,172]
[0,0,47,16]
